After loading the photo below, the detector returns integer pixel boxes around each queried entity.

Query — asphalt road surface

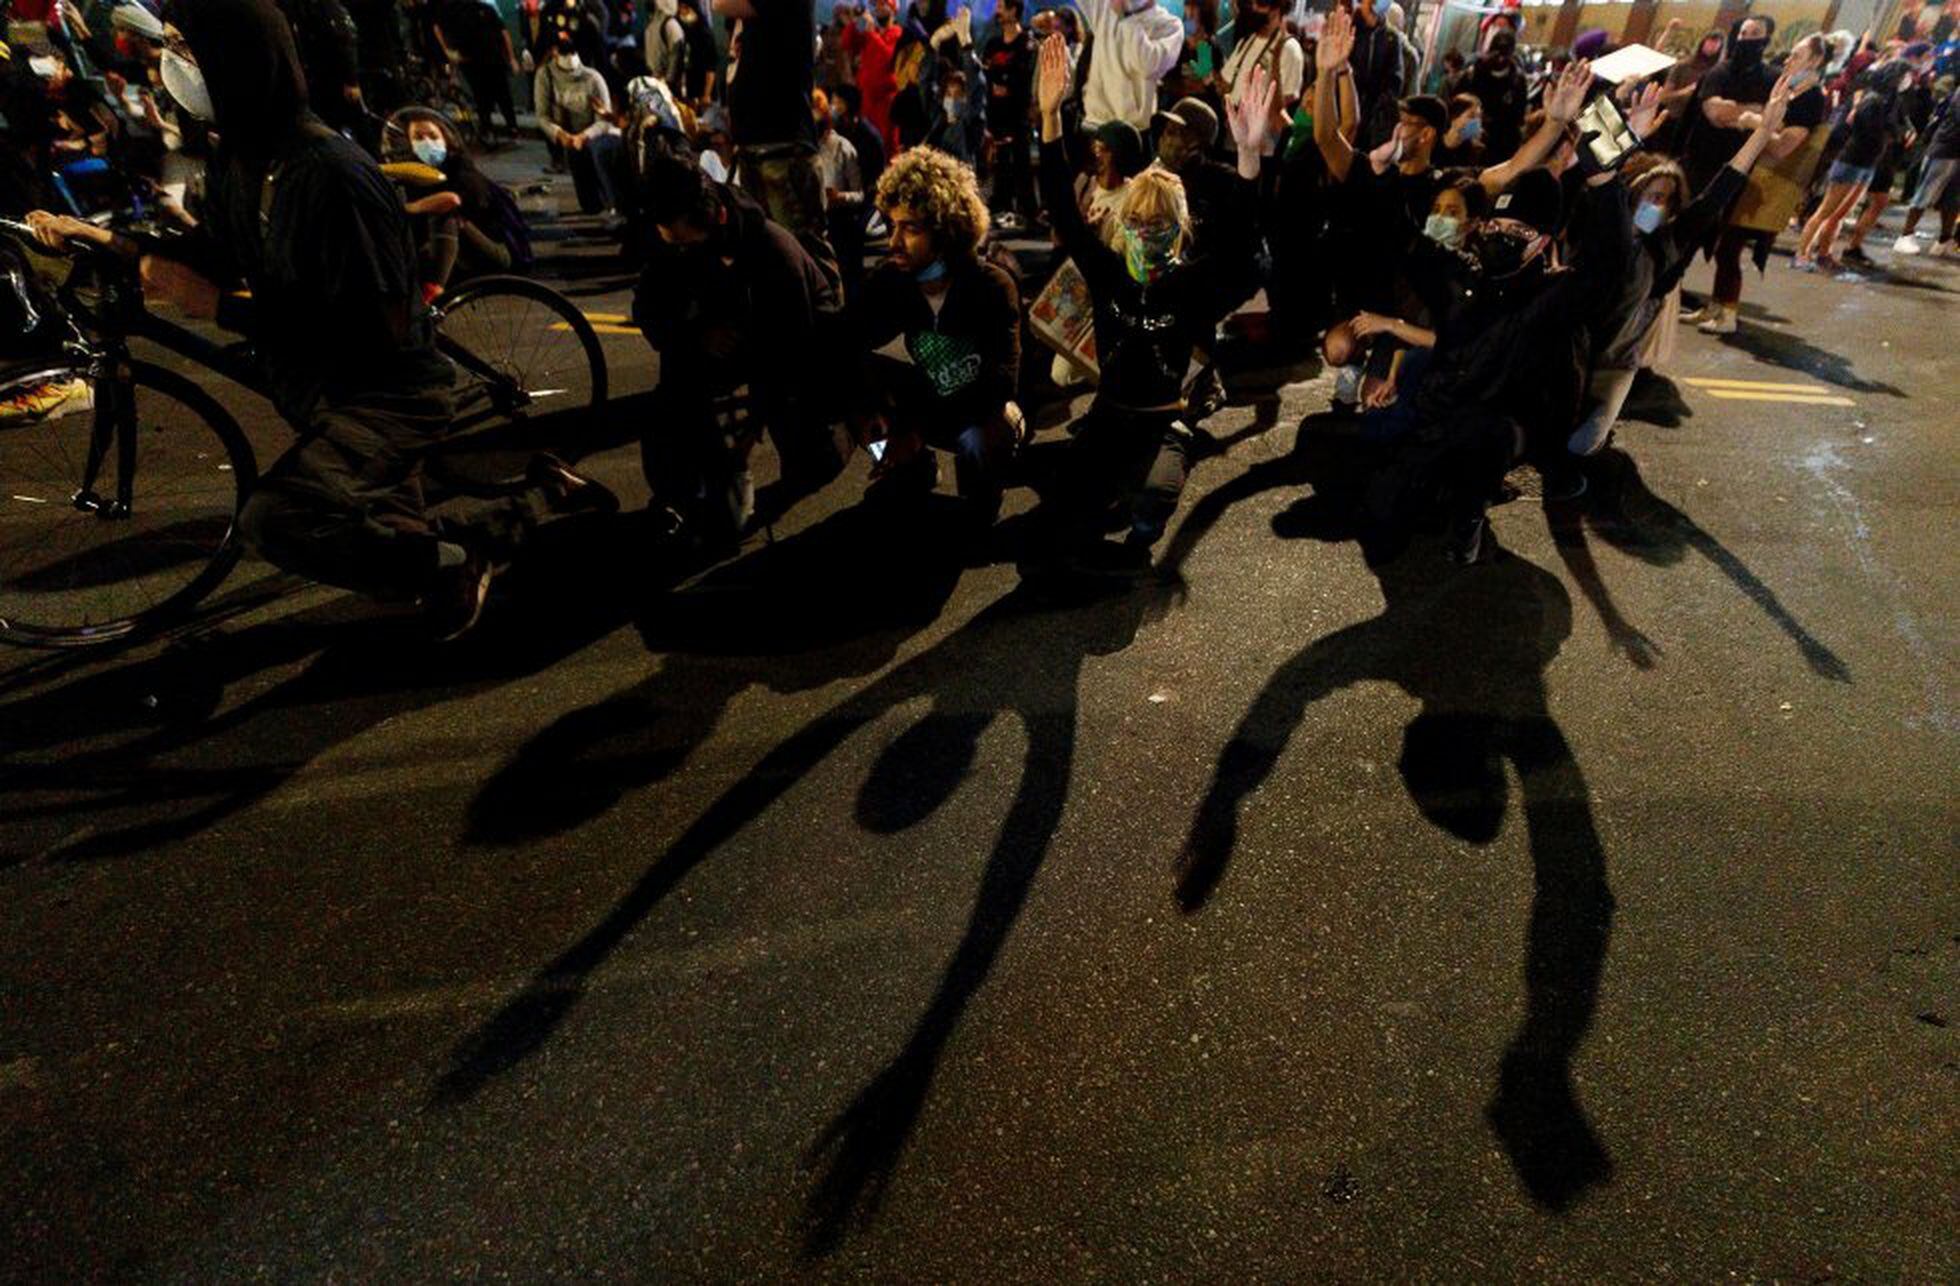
[1,186,1955,1280]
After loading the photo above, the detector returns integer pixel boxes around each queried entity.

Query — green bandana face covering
[1121,220,1182,284]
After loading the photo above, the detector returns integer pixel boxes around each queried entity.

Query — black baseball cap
[1152,97,1220,148]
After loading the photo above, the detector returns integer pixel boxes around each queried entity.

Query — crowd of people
[2,0,1956,638]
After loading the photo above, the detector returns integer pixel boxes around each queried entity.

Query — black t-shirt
[679,19,720,103]
[728,0,816,150]
[981,28,1033,131]
[1683,61,1826,188]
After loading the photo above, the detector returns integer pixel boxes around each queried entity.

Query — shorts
[1825,159,1876,188]
[1910,156,1958,210]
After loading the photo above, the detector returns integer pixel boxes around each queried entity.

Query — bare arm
[1480,58,1590,196]
[1312,7,1356,181]
[714,0,758,20]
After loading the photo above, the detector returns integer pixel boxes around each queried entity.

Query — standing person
[851,146,1022,529]
[840,0,904,148]
[277,0,367,137]
[1676,22,1828,334]
[1217,0,1304,168]
[1893,82,1960,256]
[1347,0,1407,149]
[1652,27,1726,155]
[437,0,522,142]
[534,32,623,214]
[1467,26,1526,162]
[1077,0,1184,133]
[673,0,721,109]
[346,0,410,115]
[833,81,887,202]
[1795,58,1914,270]
[981,0,1035,231]
[643,0,684,88]
[715,0,835,280]
[811,87,867,299]
[29,0,609,638]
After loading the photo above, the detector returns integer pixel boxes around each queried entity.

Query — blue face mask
[1457,116,1482,143]
[1373,0,1392,18]
[411,137,448,168]
[913,258,948,283]
[1632,201,1666,234]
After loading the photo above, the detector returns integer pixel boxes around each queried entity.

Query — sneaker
[1841,244,1874,267]
[422,548,497,642]
[1677,301,1716,325]
[0,377,92,423]
[1935,240,1959,259]
[1815,253,1843,275]
[1892,232,1923,256]
[1791,254,1818,272]
[1697,307,1738,336]
[526,452,619,515]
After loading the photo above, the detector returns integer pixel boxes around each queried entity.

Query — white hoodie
[1079,0,1184,131]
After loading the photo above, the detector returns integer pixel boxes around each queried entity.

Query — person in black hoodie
[635,144,848,544]
[28,0,609,638]
[1572,70,1798,461]
[852,145,1021,528]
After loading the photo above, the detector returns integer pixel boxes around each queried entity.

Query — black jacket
[1408,173,1635,436]
[1038,137,1221,414]
[853,255,1020,425]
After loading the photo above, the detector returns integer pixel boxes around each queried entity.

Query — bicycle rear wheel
[0,361,255,648]
[436,274,609,426]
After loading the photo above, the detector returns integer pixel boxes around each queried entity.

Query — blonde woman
[1034,32,1266,564]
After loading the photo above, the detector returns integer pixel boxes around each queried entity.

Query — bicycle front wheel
[436,274,609,426]
[0,361,255,648]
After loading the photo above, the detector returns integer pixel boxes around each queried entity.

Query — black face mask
[1730,37,1767,71]
[1468,227,1539,281]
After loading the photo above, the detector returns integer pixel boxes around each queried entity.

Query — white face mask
[943,95,960,118]
[554,52,580,72]
[160,48,214,122]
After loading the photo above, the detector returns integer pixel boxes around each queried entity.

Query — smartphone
[1577,92,1642,171]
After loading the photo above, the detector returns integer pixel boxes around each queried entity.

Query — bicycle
[0,215,610,648]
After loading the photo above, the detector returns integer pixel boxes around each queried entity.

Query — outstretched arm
[1312,6,1358,181]
[1480,58,1590,196]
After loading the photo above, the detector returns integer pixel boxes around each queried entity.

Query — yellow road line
[581,312,629,324]
[1697,388,1855,406]
[552,321,640,336]
[1683,376,1834,392]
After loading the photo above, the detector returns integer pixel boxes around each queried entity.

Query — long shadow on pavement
[1168,432,1616,1212]
[435,553,1179,1258]
[0,512,647,866]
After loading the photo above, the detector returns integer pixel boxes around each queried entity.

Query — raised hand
[1546,57,1593,125]
[1317,5,1354,72]
[1229,62,1278,156]
[1760,67,1796,134]
[1035,31,1070,123]
[1626,80,1663,138]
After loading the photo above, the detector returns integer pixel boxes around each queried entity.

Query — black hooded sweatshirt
[172,0,449,425]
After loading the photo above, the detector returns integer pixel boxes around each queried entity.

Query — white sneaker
[1678,301,1715,325]
[1892,233,1923,256]
[1934,241,1959,259]
[1697,307,1738,336]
